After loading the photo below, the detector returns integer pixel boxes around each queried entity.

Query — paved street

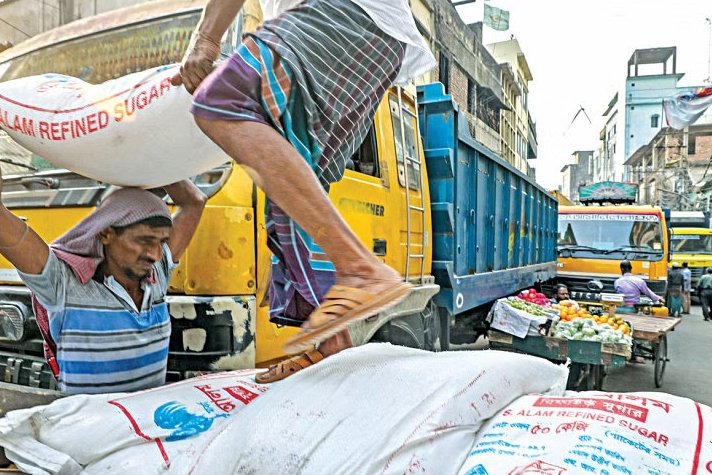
[605,304,712,406]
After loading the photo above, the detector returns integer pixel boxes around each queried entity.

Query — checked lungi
[191,0,405,326]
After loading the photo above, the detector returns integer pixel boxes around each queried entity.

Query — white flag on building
[663,86,712,129]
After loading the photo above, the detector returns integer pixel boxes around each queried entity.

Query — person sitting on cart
[614,260,664,314]
[550,284,570,304]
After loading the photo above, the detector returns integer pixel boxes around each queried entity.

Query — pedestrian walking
[697,267,712,321]
[172,0,436,381]
[667,262,684,317]
[681,262,692,314]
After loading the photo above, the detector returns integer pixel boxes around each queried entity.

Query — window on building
[438,53,450,93]
[689,136,697,155]
[651,114,659,128]
[467,78,476,115]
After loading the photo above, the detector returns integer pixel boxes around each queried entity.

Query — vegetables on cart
[552,317,632,344]
[516,289,550,307]
[504,297,559,318]
[553,301,631,335]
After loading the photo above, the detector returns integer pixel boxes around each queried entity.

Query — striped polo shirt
[19,245,174,394]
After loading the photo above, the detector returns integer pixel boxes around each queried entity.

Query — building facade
[486,39,537,175]
[560,150,593,203]
[624,48,684,177]
[626,124,712,211]
[591,47,705,182]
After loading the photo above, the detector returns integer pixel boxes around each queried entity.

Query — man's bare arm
[171,0,246,93]
[164,180,207,261]
[0,174,50,275]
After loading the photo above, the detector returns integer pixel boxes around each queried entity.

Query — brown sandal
[255,348,325,383]
[283,282,412,354]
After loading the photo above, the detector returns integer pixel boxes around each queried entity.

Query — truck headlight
[0,303,29,341]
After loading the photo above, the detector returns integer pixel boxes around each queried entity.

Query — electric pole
[706,17,712,84]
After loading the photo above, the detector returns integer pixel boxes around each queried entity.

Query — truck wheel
[369,300,438,351]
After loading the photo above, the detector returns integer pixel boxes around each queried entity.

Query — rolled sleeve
[17,251,67,311]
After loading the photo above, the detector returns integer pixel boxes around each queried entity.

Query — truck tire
[369,300,439,351]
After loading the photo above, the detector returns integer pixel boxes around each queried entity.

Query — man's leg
[703,292,712,321]
[195,118,401,290]
[682,291,690,314]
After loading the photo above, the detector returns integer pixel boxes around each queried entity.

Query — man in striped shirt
[0,176,206,393]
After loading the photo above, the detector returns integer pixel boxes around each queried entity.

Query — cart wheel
[654,335,668,388]
[567,364,600,391]
[593,365,606,390]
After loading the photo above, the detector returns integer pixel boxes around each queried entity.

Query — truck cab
[669,227,712,289]
[556,205,669,301]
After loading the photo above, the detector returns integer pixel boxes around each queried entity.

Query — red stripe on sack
[691,401,704,474]
[0,76,168,114]
[108,400,171,467]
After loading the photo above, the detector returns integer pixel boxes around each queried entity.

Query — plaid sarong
[191,0,405,326]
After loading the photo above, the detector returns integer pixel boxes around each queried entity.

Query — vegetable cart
[488,330,631,391]
[619,314,681,388]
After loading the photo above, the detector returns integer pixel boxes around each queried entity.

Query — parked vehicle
[668,210,711,229]
[669,227,712,289]
[554,204,670,301]
[0,0,557,391]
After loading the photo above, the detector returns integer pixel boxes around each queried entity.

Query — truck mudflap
[167,295,256,379]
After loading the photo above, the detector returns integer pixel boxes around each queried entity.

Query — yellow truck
[0,0,557,389]
[555,205,670,301]
[669,227,712,289]
[551,182,669,302]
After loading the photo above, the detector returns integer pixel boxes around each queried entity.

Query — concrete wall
[625,74,681,161]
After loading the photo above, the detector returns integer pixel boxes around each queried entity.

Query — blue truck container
[417,83,557,345]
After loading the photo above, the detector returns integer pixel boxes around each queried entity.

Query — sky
[455,0,712,190]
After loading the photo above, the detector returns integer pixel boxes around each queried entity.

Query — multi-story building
[413,3,539,176]
[626,124,712,211]
[498,63,519,168]
[624,48,685,177]
[560,150,593,203]
[591,47,704,182]
[486,39,537,175]
[593,93,621,182]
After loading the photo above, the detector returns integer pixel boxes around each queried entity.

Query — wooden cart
[488,331,631,391]
[619,314,681,388]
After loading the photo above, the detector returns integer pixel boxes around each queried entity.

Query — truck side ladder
[396,86,426,285]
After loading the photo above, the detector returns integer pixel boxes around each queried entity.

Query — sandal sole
[283,282,412,354]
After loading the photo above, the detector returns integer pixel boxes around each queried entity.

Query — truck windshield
[557,213,664,260]
[671,234,712,254]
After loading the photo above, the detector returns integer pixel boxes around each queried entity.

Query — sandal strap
[255,349,325,383]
